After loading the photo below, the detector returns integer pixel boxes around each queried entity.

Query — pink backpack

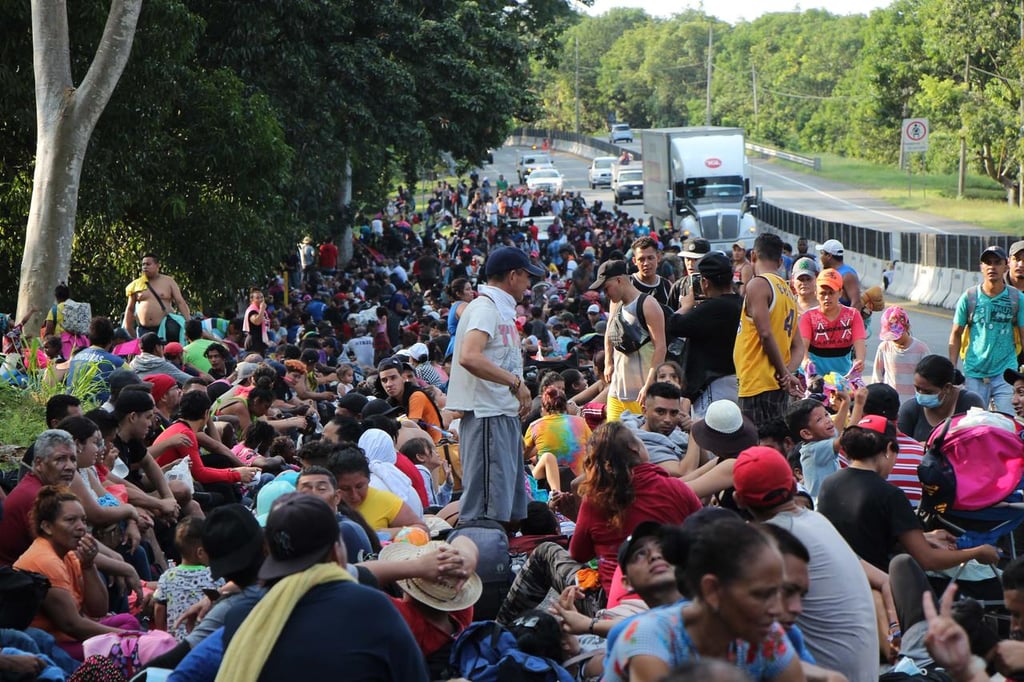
[82,630,176,677]
[922,414,1024,512]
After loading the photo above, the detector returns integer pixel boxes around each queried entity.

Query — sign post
[901,118,929,197]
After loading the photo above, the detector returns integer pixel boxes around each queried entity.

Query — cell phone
[690,273,704,299]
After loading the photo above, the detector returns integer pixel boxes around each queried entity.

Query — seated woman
[358,428,426,515]
[524,386,592,492]
[331,446,427,539]
[604,518,801,682]
[897,355,984,443]
[14,486,140,661]
[496,421,702,624]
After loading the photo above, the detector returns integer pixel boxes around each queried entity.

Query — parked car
[612,167,644,204]
[609,123,633,144]
[525,168,564,194]
[588,156,617,188]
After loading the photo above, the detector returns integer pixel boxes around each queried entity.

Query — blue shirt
[954,286,1024,379]
[800,438,838,500]
[67,346,124,402]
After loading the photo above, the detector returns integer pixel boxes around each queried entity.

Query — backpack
[61,299,92,335]
[448,621,575,682]
[959,285,1021,360]
[0,567,50,629]
[633,293,689,371]
[447,520,511,621]
[920,413,1024,515]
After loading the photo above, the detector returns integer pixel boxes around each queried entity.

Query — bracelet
[509,376,522,394]
[589,616,599,634]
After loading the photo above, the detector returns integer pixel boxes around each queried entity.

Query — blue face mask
[915,391,942,408]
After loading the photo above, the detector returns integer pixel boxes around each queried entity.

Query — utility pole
[574,36,581,136]
[752,64,758,132]
[958,54,968,199]
[704,25,712,125]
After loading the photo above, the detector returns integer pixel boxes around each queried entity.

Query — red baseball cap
[733,446,796,509]
[164,342,184,356]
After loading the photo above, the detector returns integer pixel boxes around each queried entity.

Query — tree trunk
[337,157,354,269]
[18,0,142,334]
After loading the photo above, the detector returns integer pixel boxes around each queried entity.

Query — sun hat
[689,400,758,456]
[378,541,483,612]
[732,446,797,509]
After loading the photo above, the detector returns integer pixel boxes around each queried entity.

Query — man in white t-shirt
[447,247,544,525]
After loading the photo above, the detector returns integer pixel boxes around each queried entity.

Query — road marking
[752,164,945,233]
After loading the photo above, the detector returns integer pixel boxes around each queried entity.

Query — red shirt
[154,421,241,485]
[570,463,702,592]
[0,472,43,566]
[391,597,472,656]
[318,242,339,269]
[394,455,429,509]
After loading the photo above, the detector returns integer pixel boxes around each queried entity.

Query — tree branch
[76,0,143,132]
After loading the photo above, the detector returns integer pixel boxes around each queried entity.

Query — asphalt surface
[494,144,960,359]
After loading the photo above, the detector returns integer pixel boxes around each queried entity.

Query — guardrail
[746,142,821,171]
[508,127,642,161]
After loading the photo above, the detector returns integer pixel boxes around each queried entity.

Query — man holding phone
[667,251,743,418]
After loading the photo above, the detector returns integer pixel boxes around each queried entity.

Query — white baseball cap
[815,239,844,257]
[587,304,601,314]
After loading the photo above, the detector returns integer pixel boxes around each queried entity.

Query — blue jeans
[965,373,1014,416]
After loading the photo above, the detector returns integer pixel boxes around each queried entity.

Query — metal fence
[509,127,642,160]
[756,201,892,261]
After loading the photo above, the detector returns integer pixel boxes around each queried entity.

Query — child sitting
[231,421,291,473]
[871,306,931,404]
[399,437,454,508]
[786,389,866,501]
[153,517,223,642]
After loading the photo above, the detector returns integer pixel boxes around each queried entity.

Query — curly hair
[578,422,644,529]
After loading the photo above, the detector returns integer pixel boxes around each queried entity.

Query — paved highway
[491,144,961,360]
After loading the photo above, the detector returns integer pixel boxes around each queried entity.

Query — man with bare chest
[123,253,191,342]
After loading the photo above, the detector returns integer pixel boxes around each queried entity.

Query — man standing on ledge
[447,247,543,526]
[123,253,190,342]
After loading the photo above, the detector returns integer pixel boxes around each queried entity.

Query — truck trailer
[641,127,760,251]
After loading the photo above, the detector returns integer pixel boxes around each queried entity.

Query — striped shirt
[871,337,931,405]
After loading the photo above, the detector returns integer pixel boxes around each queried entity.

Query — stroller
[918,411,1024,612]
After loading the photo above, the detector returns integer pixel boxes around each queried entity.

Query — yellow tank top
[734,272,798,398]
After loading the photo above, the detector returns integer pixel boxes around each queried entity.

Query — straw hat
[424,515,453,538]
[378,541,482,612]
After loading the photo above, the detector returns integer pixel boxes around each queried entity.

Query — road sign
[902,118,929,153]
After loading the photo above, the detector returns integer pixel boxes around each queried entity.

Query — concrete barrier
[889,262,915,298]
[923,268,953,307]
[941,270,969,309]
[909,266,937,302]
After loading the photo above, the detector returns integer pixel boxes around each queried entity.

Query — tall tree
[17,0,142,331]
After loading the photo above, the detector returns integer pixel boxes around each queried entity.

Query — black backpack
[633,293,689,373]
[0,567,50,629]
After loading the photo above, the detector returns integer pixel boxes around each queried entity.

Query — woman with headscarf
[358,429,425,516]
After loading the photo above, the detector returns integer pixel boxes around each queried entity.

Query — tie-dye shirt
[604,600,793,682]
[523,413,592,474]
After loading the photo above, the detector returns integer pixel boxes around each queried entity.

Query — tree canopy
[0,0,579,317]
[535,0,1024,202]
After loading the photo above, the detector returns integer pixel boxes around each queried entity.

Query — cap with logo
[588,260,629,290]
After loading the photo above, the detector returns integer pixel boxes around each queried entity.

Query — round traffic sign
[905,119,928,142]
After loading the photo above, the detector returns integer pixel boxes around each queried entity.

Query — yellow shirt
[734,272,798,398]
[358,487,404,530]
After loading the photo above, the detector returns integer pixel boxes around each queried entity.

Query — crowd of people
[4,171,1024,681]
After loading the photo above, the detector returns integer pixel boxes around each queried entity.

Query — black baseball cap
[337,392,369,416]
[362,398,400,418]
[617,522,664,570]
[696,252,733,281]
[259,494,342,581]
[589,260,629,290]
[981,246,1008,262]
[202,504,265,580]
[679,238,711,260]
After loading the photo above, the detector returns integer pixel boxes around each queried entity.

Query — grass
[0,384,45,449]
[772,152,1024,234]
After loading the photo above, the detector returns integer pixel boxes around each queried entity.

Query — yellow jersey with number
[734,272,798,398]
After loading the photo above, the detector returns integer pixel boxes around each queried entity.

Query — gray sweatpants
[458,411,528,524]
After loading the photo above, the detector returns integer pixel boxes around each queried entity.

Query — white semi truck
[641,127,761,251]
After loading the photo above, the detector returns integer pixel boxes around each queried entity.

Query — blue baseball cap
[484,247,546,278]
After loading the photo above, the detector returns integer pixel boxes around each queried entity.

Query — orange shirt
[406,391,443,444]
[14,537,84,641]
